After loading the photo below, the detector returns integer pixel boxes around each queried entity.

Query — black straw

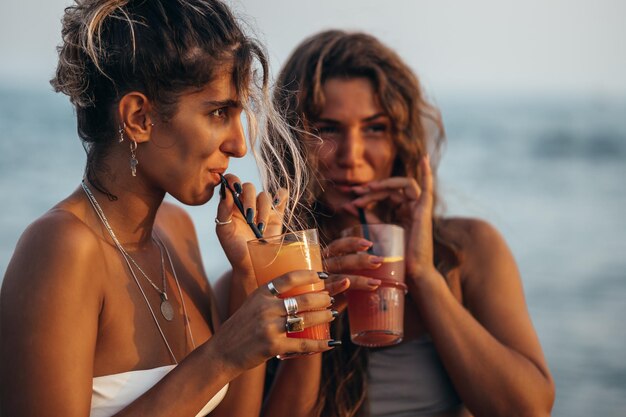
[219,174,264,239]
[357,207,374,254]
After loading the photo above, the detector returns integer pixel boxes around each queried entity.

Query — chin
[193,187,216,206]
[173,186,215,206]
[322,192,351,212]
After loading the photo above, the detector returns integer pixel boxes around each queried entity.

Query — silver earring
[118,122,126,143]
[129,139,138,177]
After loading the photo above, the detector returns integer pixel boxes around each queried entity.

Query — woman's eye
[364,124,388,134]
[211,108,227,119]
[317,125,339,135]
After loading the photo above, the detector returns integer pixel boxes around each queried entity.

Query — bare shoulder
[16,207,101,258]
[1,208,103,415]
[440,216,507,247]
[2,207,104,299]
[440,217,510,262]
[438,217,517,283]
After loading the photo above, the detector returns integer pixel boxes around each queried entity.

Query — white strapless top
[91,365,229,417]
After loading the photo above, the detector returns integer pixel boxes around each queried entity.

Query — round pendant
[160,299,175,321]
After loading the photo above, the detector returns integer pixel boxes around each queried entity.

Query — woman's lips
[335,184,353,193]
[330,181,366,194]
[208,169,227,184]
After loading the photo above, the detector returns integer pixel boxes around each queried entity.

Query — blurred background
[1,1,625,415]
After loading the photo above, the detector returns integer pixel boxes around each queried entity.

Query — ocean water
[1,85,625,416]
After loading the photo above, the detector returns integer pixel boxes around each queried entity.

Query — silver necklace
[81,182,174,321]
[125,237,174,321]
[81,181,196,362]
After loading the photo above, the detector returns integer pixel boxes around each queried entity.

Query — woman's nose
[221,117,247,158]
[336,128,364,167]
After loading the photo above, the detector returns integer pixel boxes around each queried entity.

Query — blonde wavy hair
[51,0,307,228]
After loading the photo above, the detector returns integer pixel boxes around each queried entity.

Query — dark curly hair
[51,0,307,222]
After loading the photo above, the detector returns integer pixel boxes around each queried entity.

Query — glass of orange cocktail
[247,229,330,358]
[342,224,407,347]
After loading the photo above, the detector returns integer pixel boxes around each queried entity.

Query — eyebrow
[202,99,242,108]
[316,112,388,124]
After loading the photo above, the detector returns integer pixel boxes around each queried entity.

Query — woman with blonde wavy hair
[263,30,555,417]
[0,1,337,416]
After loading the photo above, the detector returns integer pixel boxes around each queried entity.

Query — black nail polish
[258,222,265,233]
[328,340,342,347]
[273,197,280,205]
[234,182,242,194]
[245,207,254,223]
[331,310,339,318]
[317,271,329,279]
[330,297,335,304]
[219,182,226,200]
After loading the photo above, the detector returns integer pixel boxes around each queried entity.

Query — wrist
[231,268,258,292]
[406,267,444,296]
[195,335,243,385]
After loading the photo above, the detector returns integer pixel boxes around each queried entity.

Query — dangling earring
[129,139,138,177]
[118,122,126,143]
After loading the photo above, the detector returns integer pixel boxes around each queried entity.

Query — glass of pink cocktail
[342,224,406,347]
[247,229,330,358]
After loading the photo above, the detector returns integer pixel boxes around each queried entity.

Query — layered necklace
[81,180,196,363]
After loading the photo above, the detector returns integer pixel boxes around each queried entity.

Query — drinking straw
[219,174,264,239]
[357,207,374,254]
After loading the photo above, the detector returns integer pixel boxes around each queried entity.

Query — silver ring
[283,297,299,315]
[285,314,304,333]
[267,281,280,297]
[214,217,232,226]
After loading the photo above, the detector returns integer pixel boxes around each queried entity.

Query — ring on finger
[285,314,304,333]
[214,217,233,226]
[283,297,299,315]
[267,281,281,297]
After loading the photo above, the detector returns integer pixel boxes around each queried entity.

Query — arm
[208,268,266,417]
[1,210,334,417]
[0,213,238,417]
[410,219,555,417]
[350,156,554,417]
[261,354,323,417]
[1,215,101,416]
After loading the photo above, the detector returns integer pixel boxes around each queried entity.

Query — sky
[1,0,625,97]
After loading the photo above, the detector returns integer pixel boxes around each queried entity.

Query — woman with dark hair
[264,30,555,417]
[0,2,336,416]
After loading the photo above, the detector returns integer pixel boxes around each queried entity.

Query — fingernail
[273,197,280,205]
[328,340,342,347]
[329,296,335,304]
[258,222,265,233]
[317,271,329,279]
[245,207,254,223]
[331,310,339,318]
[368,278,382,287]
[234,182,242,194]
[369,256,384,264]
[359,239,373,248]
[219,182,226,200]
